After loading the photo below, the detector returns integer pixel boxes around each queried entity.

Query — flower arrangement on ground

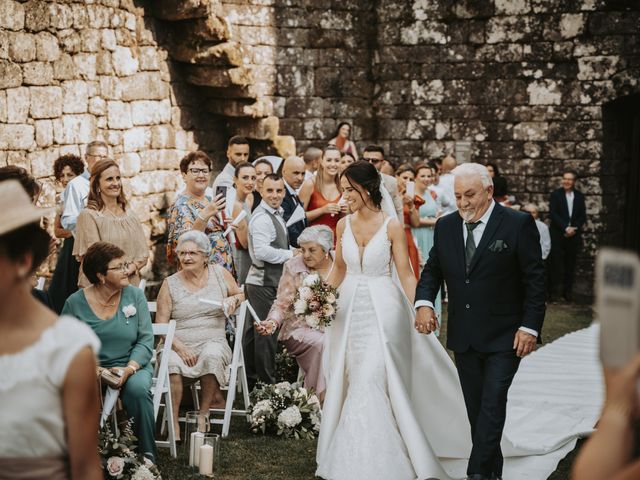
[293,273,338,330]
[99,420,161,479]
[249,381,322,439]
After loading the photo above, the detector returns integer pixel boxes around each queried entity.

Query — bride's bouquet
[293,273,338,330]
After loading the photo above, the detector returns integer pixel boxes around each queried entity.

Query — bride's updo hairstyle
[340,161,382,210]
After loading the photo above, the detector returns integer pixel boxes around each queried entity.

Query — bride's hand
[415,306,438,334]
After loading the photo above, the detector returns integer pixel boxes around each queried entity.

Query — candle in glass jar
[192,432,205,466]
[198,444,214,475]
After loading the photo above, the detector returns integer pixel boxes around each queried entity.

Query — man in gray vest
[244,173,293,388]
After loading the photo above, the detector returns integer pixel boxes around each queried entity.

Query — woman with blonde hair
[298,145,345,242]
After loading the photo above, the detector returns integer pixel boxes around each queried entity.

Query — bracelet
[127,364,137,375]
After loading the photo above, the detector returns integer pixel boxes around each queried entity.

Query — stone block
[0,124,35,150]
[6,87,29,123]
[72,4,88,29]
[107,101,133,129]
[151,125,176,149]
[527,80,563,105]
[123,127,152,152]
[119,152,141,177]
[29,86,63,119]
[131,100,172,125]
[53,114,97,145]
[34,119,54,148]
[139,46,160,71]
[0,91,6,123]
[9,32,36,62]
[112,46,139,76]
[121,72,169,101]
[410,79,444,105]
[495,0,530,14]
[35,32,60,62]
[60,80,88,114]
[22,61,54,85]
[80,29,102,53]
[73,53,97,80]
[0,0,25,30]
[29,147,60,179]
[0,59,22,88]
[53,54,76,80]
[24,0,49,32]
[560,13,585,39]
[577,56,620,80]
[400,21,447,45]
[46,3,72,29]
[513,122,548,141]
[486,16,531,44]
[87,5,112,29]
[88,96,105,116]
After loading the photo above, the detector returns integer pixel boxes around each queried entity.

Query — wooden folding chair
[151,320,177,458]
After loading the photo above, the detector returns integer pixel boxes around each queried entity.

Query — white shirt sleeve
[519,326,538,337]
[415,300,436,311]
[539,222,551,260]
[249,213,293,265]
[60,179,88,232]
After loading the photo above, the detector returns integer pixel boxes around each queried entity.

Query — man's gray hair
[177,230,210,254]
[452,163,493,189]
[297,225,334,252]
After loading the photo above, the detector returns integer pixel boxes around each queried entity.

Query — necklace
[92,286,120,307]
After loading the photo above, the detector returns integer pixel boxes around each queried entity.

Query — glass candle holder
[184,411,210,467]
[197,433,220,477]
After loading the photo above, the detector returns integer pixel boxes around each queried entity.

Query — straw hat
[0,180,51,236]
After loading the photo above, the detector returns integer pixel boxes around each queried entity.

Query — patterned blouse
[167,193,234,274]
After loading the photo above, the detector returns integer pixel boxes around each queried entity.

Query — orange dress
[403,198,423,279]
[308,186,342,244]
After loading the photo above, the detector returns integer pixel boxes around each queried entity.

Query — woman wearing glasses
[62,242,157,463]
[73,160,148,288]
[167,151,233,274]
[155,231,244,440]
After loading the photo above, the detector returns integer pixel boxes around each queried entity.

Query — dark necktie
[465,221,481,273]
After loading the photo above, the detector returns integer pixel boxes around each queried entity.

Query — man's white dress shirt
[535,219,551,260]
[60,171,90,233]
[248,201,293,265]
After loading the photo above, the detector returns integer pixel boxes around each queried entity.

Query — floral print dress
[167,194,234,274]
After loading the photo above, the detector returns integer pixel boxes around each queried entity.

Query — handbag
[98,367,123,389]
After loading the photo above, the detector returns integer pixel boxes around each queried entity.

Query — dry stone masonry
[1,0,639,295]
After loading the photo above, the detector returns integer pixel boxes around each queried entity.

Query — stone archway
[601,94,640,253]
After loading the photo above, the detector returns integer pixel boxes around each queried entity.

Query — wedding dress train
[316,216,472,480]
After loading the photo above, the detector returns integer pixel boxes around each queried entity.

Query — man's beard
[459,209,475,222]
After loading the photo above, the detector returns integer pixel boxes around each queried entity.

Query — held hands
[415,306,438,334]
[256,320,277,336]
[513,330,536,358]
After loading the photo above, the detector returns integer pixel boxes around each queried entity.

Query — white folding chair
[35,276,45,290]
[138,278,147,293]
[152,320,177,458]
[190,300,252,438]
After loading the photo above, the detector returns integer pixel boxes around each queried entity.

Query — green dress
[62,285,157,461]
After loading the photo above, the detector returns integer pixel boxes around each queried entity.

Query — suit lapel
[468,204,505,274]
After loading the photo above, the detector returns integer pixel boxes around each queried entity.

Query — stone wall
[373,0,640,296]
[0,0,213,277]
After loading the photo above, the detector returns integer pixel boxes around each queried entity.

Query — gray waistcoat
[245,207,289,287]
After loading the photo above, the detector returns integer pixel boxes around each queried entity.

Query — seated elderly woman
[155,230,244,440]
[62,242,156,462]
[257,225,334,398]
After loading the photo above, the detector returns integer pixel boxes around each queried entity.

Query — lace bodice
[342,215,392,277]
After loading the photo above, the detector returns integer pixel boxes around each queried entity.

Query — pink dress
[266,255,326,396]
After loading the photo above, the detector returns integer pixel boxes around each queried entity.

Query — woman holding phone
[231,162,257,285]
[167,151,234,274]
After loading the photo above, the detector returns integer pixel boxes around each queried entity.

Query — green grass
[157,302,594,479]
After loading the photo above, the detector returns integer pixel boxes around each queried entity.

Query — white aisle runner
[442,323,604,480]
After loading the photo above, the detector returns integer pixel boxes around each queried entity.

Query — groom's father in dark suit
[278,155,307,248]
[414,163,546,480]
[548,169,586,302]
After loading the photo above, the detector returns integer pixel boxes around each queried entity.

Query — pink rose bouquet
[293,273,338,330]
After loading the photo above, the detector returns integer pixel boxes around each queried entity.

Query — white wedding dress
[316,215,472,480]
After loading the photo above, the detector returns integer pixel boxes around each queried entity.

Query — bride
[316,161,472,480]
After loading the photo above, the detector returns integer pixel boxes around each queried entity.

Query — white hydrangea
[305,314,320,329]
[310,411,321,430]
[299,286,313,301]
[277,406,302,428]
[302,273,320,287]
[253,399,274,414]
[131,465,156,480]
[294,298,308,314]
[275,381,291,390]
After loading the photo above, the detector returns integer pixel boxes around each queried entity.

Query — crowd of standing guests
[0,121,589,479]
